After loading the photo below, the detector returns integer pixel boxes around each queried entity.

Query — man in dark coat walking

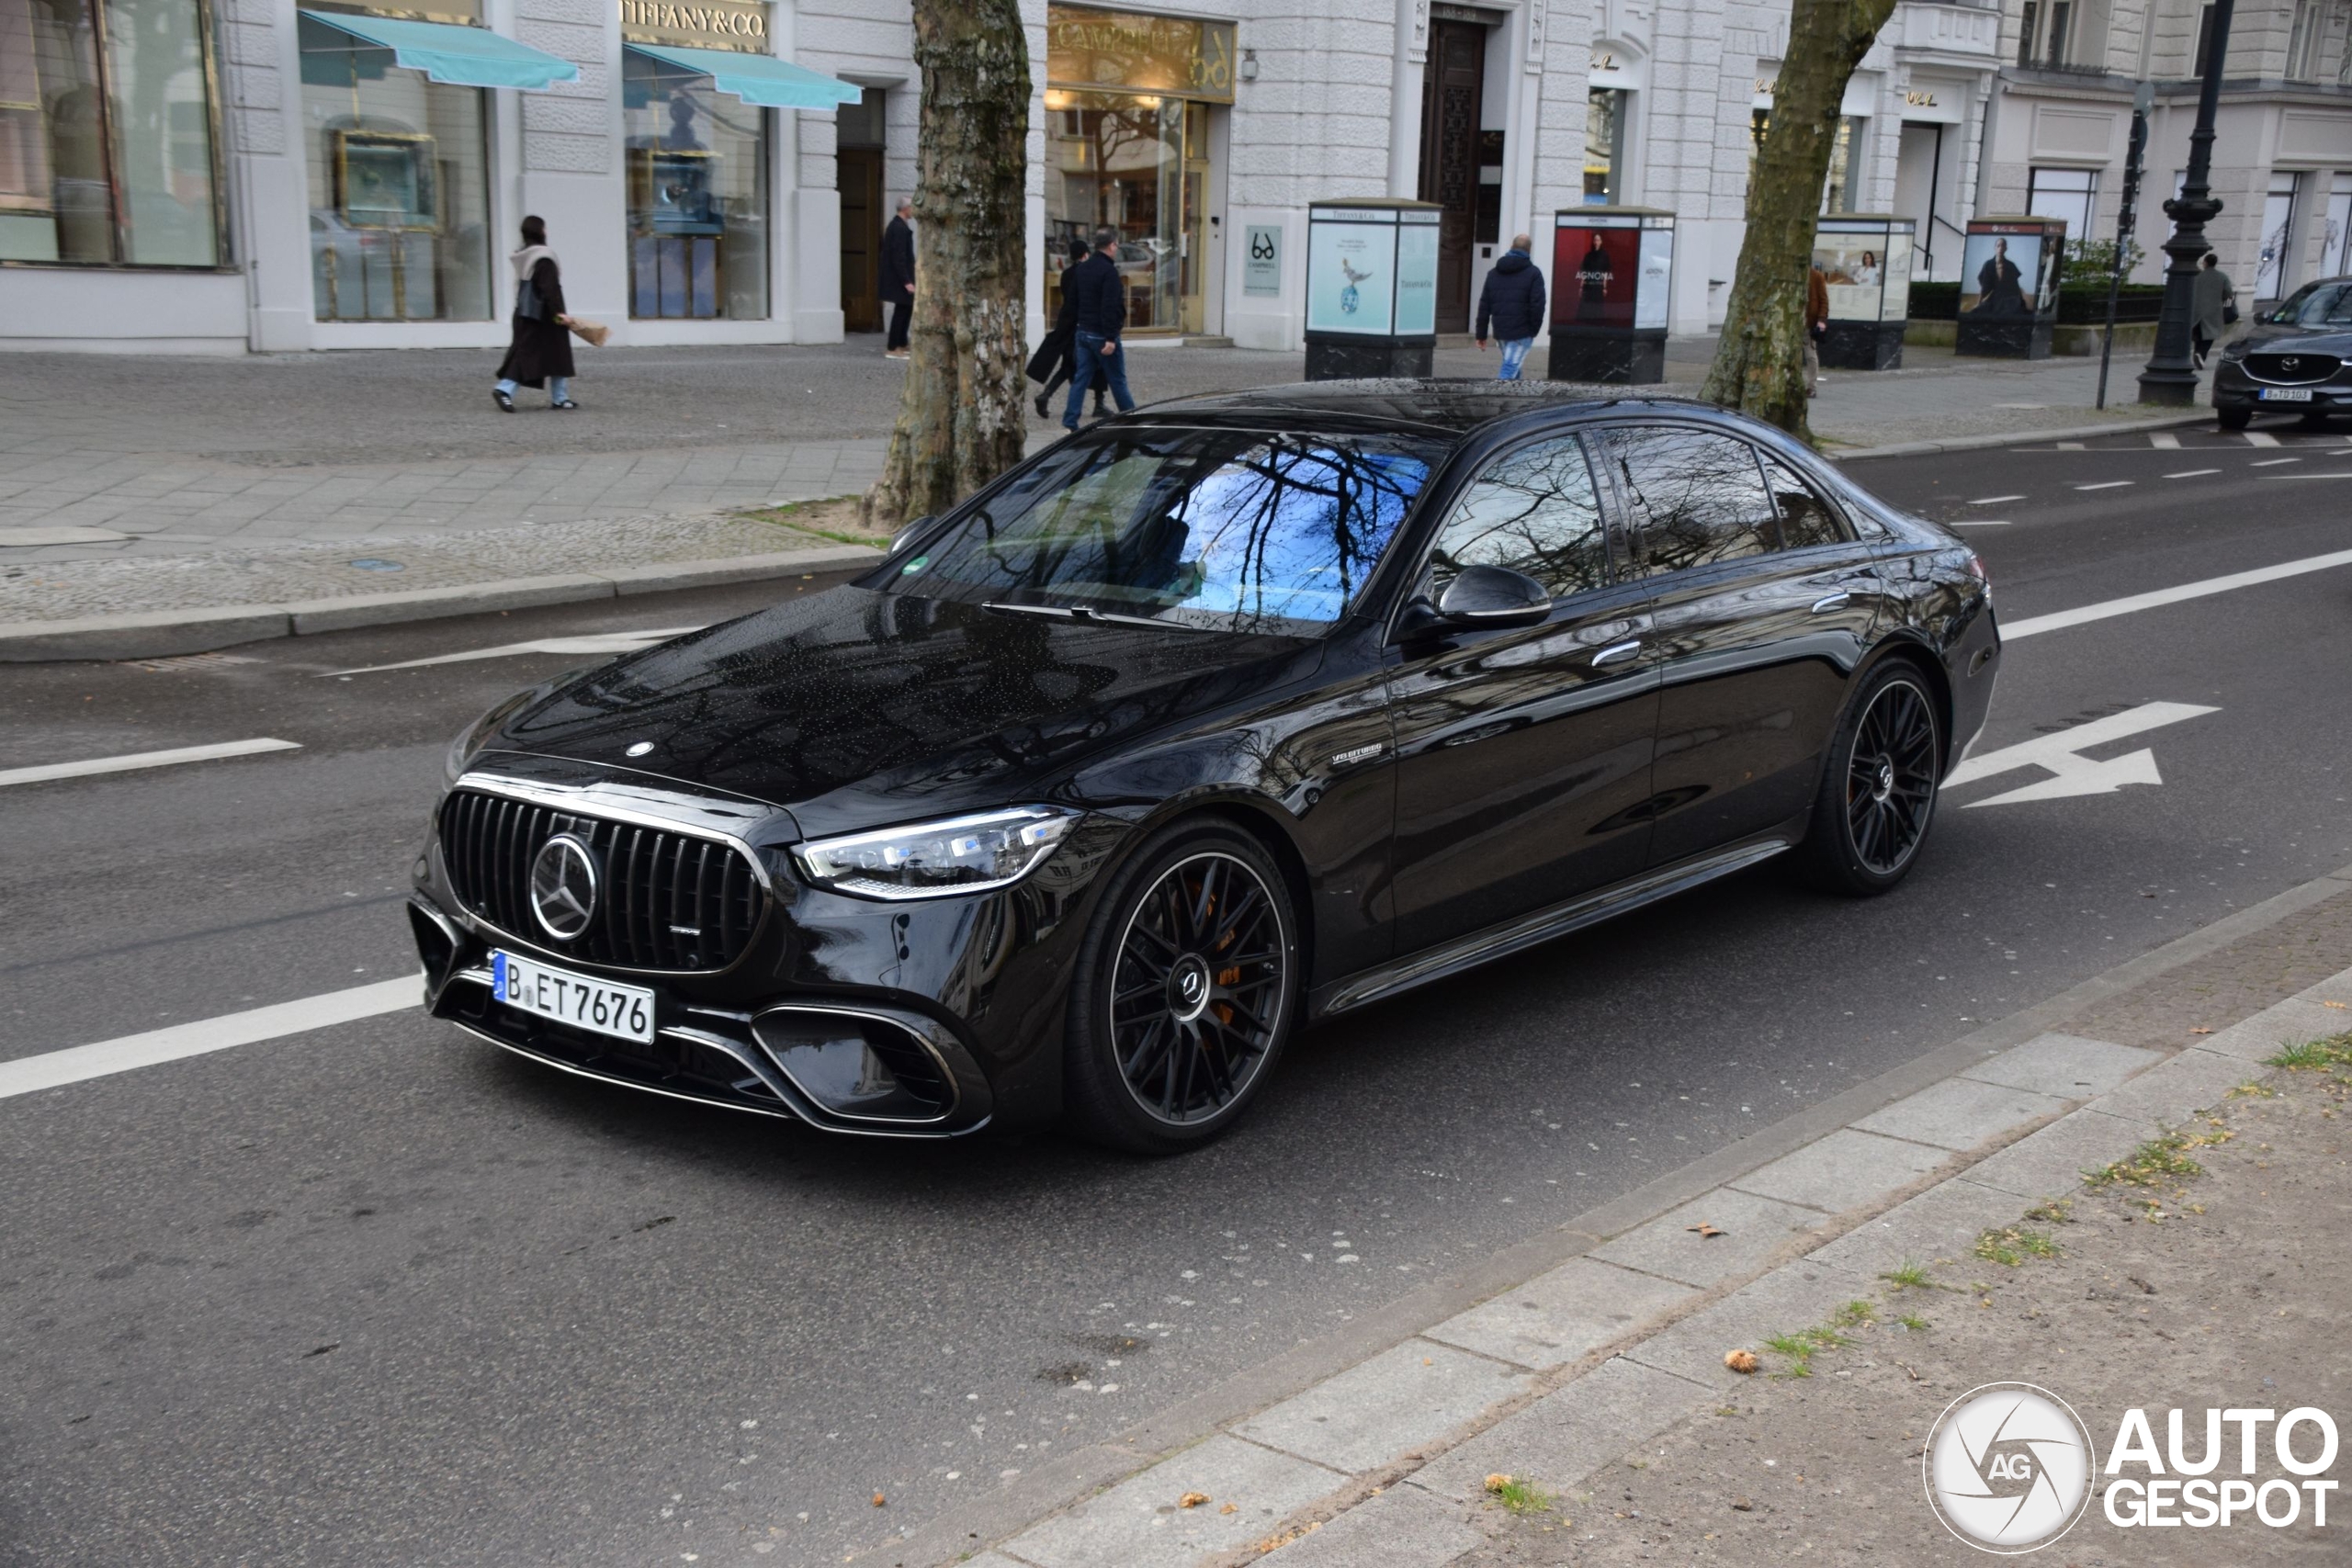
[879,198,915,357]
[1475,233,1546,380]
[1026,236,1105,419]
[1062,226,1136,430]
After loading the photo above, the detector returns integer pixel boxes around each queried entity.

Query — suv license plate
[492,951,654,1043]
[2258,388,2314,401]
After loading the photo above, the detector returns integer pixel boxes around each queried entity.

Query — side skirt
[1309,836,1794,1020]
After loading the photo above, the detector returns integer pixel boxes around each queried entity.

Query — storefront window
[0,0,223,265]
[1585,89,1626,204]
[299,15,492,321]
[622,51,769,320]
[1043,4,1233,334]
[1823,117,1867,213]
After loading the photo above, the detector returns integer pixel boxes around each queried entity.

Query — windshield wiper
[980,601,1218,633]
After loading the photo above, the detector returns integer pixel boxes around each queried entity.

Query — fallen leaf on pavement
[870,1492,886,1507]
[1484,1473,1514,1495]
[1688,1223,1727,1238]
[1219,1502,1238,1514]
[1731,1496,1755,1511]
[1724,1348,1759,1374]
[1179,1492,1210,1508]
[2324,1000,2346,1010]
[2190,1027,2214,1035]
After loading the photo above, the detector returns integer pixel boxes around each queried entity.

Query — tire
[1796,658,1945,897]
[1062,818,1300,1154]
[2216,405,2253,431]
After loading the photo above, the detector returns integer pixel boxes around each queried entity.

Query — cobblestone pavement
[0,333,2190,622]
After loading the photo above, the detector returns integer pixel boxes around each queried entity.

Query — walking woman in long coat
[494,215,577,412]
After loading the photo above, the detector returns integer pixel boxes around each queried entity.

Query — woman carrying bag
[1027,236,1106,421]
[494,215,582,412]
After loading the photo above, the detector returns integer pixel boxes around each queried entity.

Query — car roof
[1125,378,1729,441]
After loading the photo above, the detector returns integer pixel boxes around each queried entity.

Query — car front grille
[439,788,767,972]
[2244,351,2341,385]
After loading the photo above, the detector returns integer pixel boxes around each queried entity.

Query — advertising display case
[1303,198,1441,379]
[1955,215,2066,359]
[1814,214,1914,370]
[1548,206,1674,383]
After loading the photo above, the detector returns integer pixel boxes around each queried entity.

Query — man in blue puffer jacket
[1475,234,1547,380]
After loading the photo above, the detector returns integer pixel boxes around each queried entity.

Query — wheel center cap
[1169,954,1213,1022]
[1871,759,1895,804]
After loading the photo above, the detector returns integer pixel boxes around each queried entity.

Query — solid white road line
[2149,432,2181,449]
[0,738,300,789]
[2056,442,2086,450]
[2004,547,2352,640]
[2075,480,2133,491]
[1952,519,2013,526]
[2251,457,2301,467]
[1968,494,2026,504]
[2164,468,2223,479]
[323,627,704,677]
[2245,432,2282,446]
[0,976,422,1102]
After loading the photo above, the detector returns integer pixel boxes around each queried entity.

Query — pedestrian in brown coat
[1804,265,1831,397]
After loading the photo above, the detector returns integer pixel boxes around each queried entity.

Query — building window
[2288,0,2322,77]
[1586,88,1627,204]
[622,51,769,320]
[2027,166,2098,244]
[300,16,492,321]
[0,0,224,266]
[2017,0,2074,67]
[1823,117,1868,213]
[2256,170,2302,299]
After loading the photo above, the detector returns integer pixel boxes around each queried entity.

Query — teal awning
[625,43,861,110]
[297,11,581,91]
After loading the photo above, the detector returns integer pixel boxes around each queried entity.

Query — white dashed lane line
[2163,468,2223,479]
[1968,494,2026,504]
[0,738,301,789]
[2251,457,2301,467]
[2074,480,2133,491]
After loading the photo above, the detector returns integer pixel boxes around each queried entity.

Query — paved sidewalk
[0,337,2210,651]
[896,868,2352,1568]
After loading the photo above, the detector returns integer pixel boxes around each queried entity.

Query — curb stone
[1826,408,2209,461]
[876,859,2352,1568]
[0,544,884,662]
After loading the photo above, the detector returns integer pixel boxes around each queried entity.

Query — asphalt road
[5,422,2350,1568]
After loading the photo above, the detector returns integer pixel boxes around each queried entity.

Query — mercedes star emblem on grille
[529,833,600,941]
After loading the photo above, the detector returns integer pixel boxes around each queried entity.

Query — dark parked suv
[410,383,1999,1151]
[2212,276,2352,429]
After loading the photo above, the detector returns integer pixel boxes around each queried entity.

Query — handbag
[567,318,611,347]
[514,276,543,321]
[2222,303,2240,326]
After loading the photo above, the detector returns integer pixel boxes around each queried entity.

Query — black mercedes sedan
[2212,275,2352,429]
[409,383,1998,1152]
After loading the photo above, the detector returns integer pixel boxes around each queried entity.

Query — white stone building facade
[2,0,2063,355]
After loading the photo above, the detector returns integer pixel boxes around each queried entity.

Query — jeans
[1496,338,1533,380]
[497,376,570,403]
[1065,331,1135,428]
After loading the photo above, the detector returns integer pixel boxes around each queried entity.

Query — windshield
[892,426,1442,635]
[2261,280,2352,327]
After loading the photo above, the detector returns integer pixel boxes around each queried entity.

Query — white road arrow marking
[1945,702,2218,808]
[322,626,704,677]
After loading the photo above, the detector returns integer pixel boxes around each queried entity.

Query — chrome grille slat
[438,787,766,973]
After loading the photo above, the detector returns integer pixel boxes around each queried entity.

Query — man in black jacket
[1474,233,1547,380]
[1062,226,1136,430]
[879,198,914,357]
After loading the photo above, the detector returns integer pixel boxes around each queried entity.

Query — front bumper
[409,771,1134,1137]
[2211,363,2352,410]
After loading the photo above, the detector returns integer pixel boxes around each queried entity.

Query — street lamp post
[2140,0,2235,404]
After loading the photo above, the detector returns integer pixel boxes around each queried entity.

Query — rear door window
[1426,434,1612,601]
[1758,453,1849,549]
[1596,425,1781,577]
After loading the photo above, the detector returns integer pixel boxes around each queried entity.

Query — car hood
[2234,322,2352,354]
[485,587,1325,837]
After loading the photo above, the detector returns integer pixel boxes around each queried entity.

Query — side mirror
[889,516,933,556]
[1436,564,1552,628]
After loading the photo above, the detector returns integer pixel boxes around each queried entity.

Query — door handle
[1590,638,1645,668]
[1810,592,1852,615]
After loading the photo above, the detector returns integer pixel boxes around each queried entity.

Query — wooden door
[1417,20,1486,333]
[838,148,883,333]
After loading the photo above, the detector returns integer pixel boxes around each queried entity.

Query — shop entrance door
[838,147,883,333]
[1417,18,1486,333]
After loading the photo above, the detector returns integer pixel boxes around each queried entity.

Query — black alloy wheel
[1798,659,1944,896]
[1063,822,1297,1152]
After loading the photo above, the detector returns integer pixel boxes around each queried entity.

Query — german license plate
[492,950,654,1043]
[2258,388,2313,401]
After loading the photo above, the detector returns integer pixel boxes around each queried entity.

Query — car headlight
[793,806,1081,900]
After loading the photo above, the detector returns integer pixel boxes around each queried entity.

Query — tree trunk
[862,0,1031,531]
[1700,0,1895,440]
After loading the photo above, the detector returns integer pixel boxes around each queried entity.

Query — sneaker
[492,388,514,412]
[551,399,579,411]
